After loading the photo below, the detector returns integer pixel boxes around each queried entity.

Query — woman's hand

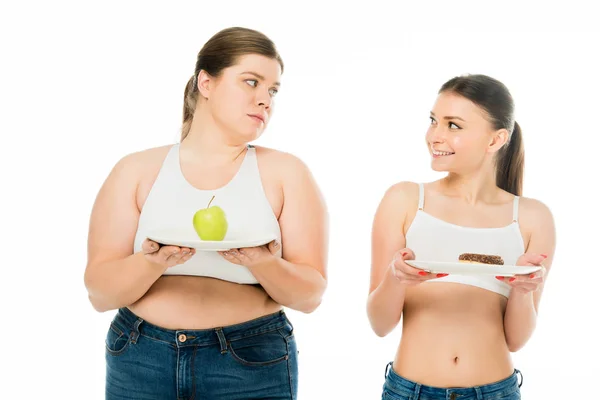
[218,239,281,268]
[141,239,195,269]
[389,248,447,286]
[496,253,547,294]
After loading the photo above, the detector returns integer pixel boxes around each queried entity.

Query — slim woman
[368,74,555,399]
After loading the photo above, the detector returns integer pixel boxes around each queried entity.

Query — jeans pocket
[105,320,131,356]
[491,391,521,400]
[382,388,411,400]
[228,328,291,367]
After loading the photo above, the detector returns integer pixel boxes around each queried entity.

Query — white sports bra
[405,183,525,297]
[133,144,282,284]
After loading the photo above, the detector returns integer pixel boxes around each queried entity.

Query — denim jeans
[105,307,298,399]
[382,362,522,400]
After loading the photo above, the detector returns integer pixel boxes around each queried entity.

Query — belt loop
[215,327,228,354]
[130,318,143,344]
[384,362,392,379]
[516,369,523,388]
[474,386,483,399]
[412,383,421,400]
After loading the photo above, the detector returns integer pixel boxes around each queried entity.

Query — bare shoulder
[379,181,420,210]
[107,144,175,209]
[116,144,173,172]
[254,146,315,184]
[254,145,308,170]
[373,181,421,237]
[518,196,554,222]
[517,196,556,237]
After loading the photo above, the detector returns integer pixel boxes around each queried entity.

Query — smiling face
[197,54,282,143]
[426,91,509,174]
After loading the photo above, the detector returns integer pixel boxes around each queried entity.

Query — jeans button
[178,334,187,343]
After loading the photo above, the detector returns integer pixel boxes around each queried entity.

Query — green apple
[192,196,228,241]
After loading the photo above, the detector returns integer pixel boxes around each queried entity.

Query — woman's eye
[449,122,461,129]
[429,117,437,125]
[269,88,278,97]
[246,79,258,87]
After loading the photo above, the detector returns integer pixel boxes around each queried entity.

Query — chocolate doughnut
[458,253,504,265]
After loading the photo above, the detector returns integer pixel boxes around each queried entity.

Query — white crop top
[133,144,282,284]
[406,183,525,298]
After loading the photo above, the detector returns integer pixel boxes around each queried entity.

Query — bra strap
[418,183,425,211]
[512,195,520,222]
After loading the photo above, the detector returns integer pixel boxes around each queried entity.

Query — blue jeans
[382,362,522,400]
[105,307,298,399]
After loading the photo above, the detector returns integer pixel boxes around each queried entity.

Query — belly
[128,275,281,329]
[394,282,513,387]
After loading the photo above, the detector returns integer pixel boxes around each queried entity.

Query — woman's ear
[488,128,510,153]
[197,70,212,99]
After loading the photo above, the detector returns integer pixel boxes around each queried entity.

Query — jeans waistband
[114,307,291,349]
[384,362,522,399]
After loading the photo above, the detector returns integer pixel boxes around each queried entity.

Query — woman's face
[200,54,282,142]
[426,91,507,174]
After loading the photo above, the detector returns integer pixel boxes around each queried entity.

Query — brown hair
[181,27,284,140]
[439,74,524,196]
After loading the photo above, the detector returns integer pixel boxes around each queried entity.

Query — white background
[2,1,599,398]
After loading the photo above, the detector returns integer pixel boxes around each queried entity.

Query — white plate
[146,232,278,251]
[405,260,541,277]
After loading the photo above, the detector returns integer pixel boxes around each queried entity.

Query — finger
[508,275,544,284]
[516,271,543,280]
[395,261,428,278]
[396,248,415,260]
[236,248,251,262]
[521,253,548,265]
[220,249,242,264]
[179,248,195,263]
[142,239,160,255]
[395,270,439,282]
[393,273,424,285]
[161,246,182,263]
[267,239,281,254]
[391,253,419,276]
[420,271,446,280]
[510,283,539,292]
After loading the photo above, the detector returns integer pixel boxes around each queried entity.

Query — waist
[395,284,512,385]
[115,306,291,347]
[129,275,281,329]
[385,362,521,399]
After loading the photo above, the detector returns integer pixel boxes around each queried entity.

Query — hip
[383,362,522,400]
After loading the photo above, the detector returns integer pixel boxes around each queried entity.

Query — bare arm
[367,182,416,337]
[244,156,328,314]
[503,199,556,351]
[83,154,190,312]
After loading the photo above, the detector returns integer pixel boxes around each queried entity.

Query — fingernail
[402,252,408,257]
[436,273,448,277]
[541,254,548,258]
[418,271,428,276]
[509,277,516,282]
[496,276,504,280]
[530,274,535,278]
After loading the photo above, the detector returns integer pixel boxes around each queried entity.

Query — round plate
[405,260,541,276]
[146,231,277,251]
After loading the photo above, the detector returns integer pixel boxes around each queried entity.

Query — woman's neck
[441,164,500,204]
[181,108,247,163]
